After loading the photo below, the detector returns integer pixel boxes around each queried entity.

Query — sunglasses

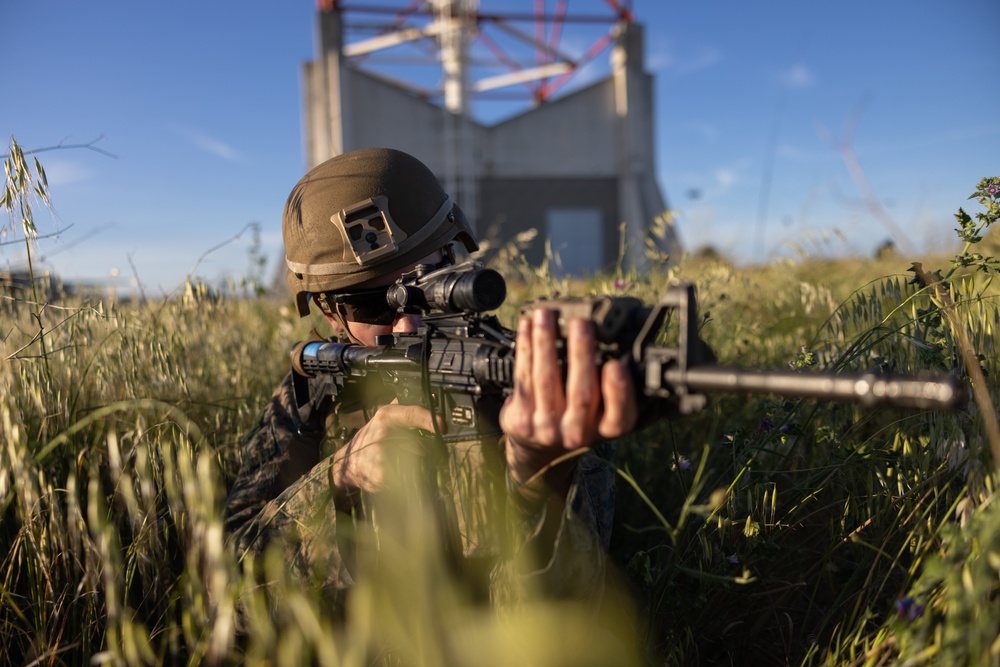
[330,285,398,325]
[320,255,457,325]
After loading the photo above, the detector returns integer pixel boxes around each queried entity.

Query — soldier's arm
[224,371,325,559]
[502,445,615,600]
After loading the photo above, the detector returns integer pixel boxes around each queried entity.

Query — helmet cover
[283,148,478,316]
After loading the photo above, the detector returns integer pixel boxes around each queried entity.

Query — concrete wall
[478,177,619,269]
[482,79,618,178]
[338,69,484,174]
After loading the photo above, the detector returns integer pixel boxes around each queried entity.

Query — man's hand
[499,308,638,495]
[332,401,438,506]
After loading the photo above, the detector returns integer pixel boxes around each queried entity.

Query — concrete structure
[301,3,679,275]
[0,268,58,297]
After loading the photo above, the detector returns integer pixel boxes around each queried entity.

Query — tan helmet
[283,148,479,316]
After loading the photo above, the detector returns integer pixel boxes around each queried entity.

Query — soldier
[224,147,638,610]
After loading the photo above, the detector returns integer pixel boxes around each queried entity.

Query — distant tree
[692,244,729,263]
[874,239,896,260]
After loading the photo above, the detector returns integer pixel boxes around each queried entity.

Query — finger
[562,317,600,449]
[512,315,534,405]
[501,315,535,434]
[598,359,639,439]
[531,308,566,442]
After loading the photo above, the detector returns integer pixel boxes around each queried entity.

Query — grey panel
[478,178,619,270]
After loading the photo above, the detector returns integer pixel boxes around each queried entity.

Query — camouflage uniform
[224,370,616,609]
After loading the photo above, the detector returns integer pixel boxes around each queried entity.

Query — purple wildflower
[614,279,631,291]
[728,553,740,564]
[758,417,775,432]
[672,455,691,471]
[779,424,789,433]
[987,183,1000,197]
[895,597,925,621]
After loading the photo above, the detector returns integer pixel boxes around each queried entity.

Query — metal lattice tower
[315,1,633,225]
[304,1,678,272]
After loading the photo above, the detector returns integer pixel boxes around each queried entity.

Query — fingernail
[571,317,592,338]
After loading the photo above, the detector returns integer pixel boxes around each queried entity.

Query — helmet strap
[314,291,365,345]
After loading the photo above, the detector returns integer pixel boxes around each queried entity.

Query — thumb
[376,401,445,436]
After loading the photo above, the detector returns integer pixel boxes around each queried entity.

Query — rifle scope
[388,264,506,315]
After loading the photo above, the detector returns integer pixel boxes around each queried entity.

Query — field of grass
[2,165,999,665]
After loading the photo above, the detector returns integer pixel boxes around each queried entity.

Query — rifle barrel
[672,366,966,410]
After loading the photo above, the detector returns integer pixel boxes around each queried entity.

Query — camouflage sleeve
[502,444,616,601]
[224,372,326,562]
[225,372,361,607]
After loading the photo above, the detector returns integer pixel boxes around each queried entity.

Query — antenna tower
[322,0,635,231]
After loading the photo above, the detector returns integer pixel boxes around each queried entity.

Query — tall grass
[600,257,999,665]
[2,159,999,664]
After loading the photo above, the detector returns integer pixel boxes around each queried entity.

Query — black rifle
[291,262,965,441]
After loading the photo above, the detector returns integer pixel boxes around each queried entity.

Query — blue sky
[2,1,998,294]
